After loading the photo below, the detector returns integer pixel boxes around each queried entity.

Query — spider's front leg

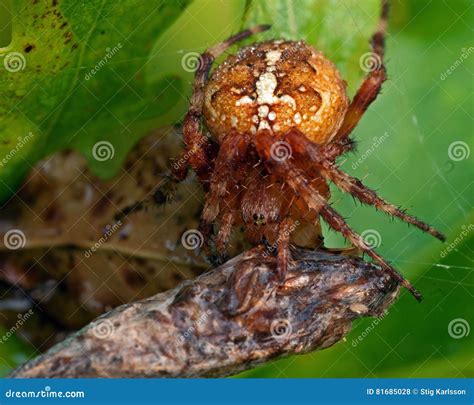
[182,24,271,183]
[115,25,270,221]
[332,0,389,143]
[284,129,445,241]
[201,132,248,225]
[276,217,296,281]
[255,130,423,301]
[114,173,182,222]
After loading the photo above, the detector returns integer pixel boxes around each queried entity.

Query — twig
[10,247,399,378]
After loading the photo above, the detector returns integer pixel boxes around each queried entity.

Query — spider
[117,1,444,301]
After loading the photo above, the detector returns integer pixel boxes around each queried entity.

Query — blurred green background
[0,0,472,378]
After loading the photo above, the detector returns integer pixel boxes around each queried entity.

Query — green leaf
[0,324,33,376]
[241,0,380,94]
[237,0,473,377]
[0,0,389,373]
[0,0,192,200]
[0,0,381,202]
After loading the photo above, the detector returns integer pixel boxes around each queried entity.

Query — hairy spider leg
[276,217,296,280]
[202,132,249,224]
[182,25,271,183]
[115,25,270,221]
[199,132,249,259]
[255,130,423,301]
[333,0,389,142]
[284,129,446,241]
[215,210,236,254]
[114,174,178,222]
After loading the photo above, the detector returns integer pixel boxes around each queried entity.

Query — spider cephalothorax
[118,2,444,301]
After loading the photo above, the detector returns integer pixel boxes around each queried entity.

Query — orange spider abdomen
[203,40,349,144]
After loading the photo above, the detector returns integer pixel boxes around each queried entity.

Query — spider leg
[255,130,422,301]
[318,160,445,241]
[285,130,445,241]
[199,132,249,263]
[276,217,296,281]
[183,24,270,182]
[333,0,389,143]
[116,26,270,221]
[319,204,422,301]
[320,137,356,162]
[202,132,248,224]
[215,210,237,258]
[114,173,181,222]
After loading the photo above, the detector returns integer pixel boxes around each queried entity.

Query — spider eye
[253,213,266,226]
